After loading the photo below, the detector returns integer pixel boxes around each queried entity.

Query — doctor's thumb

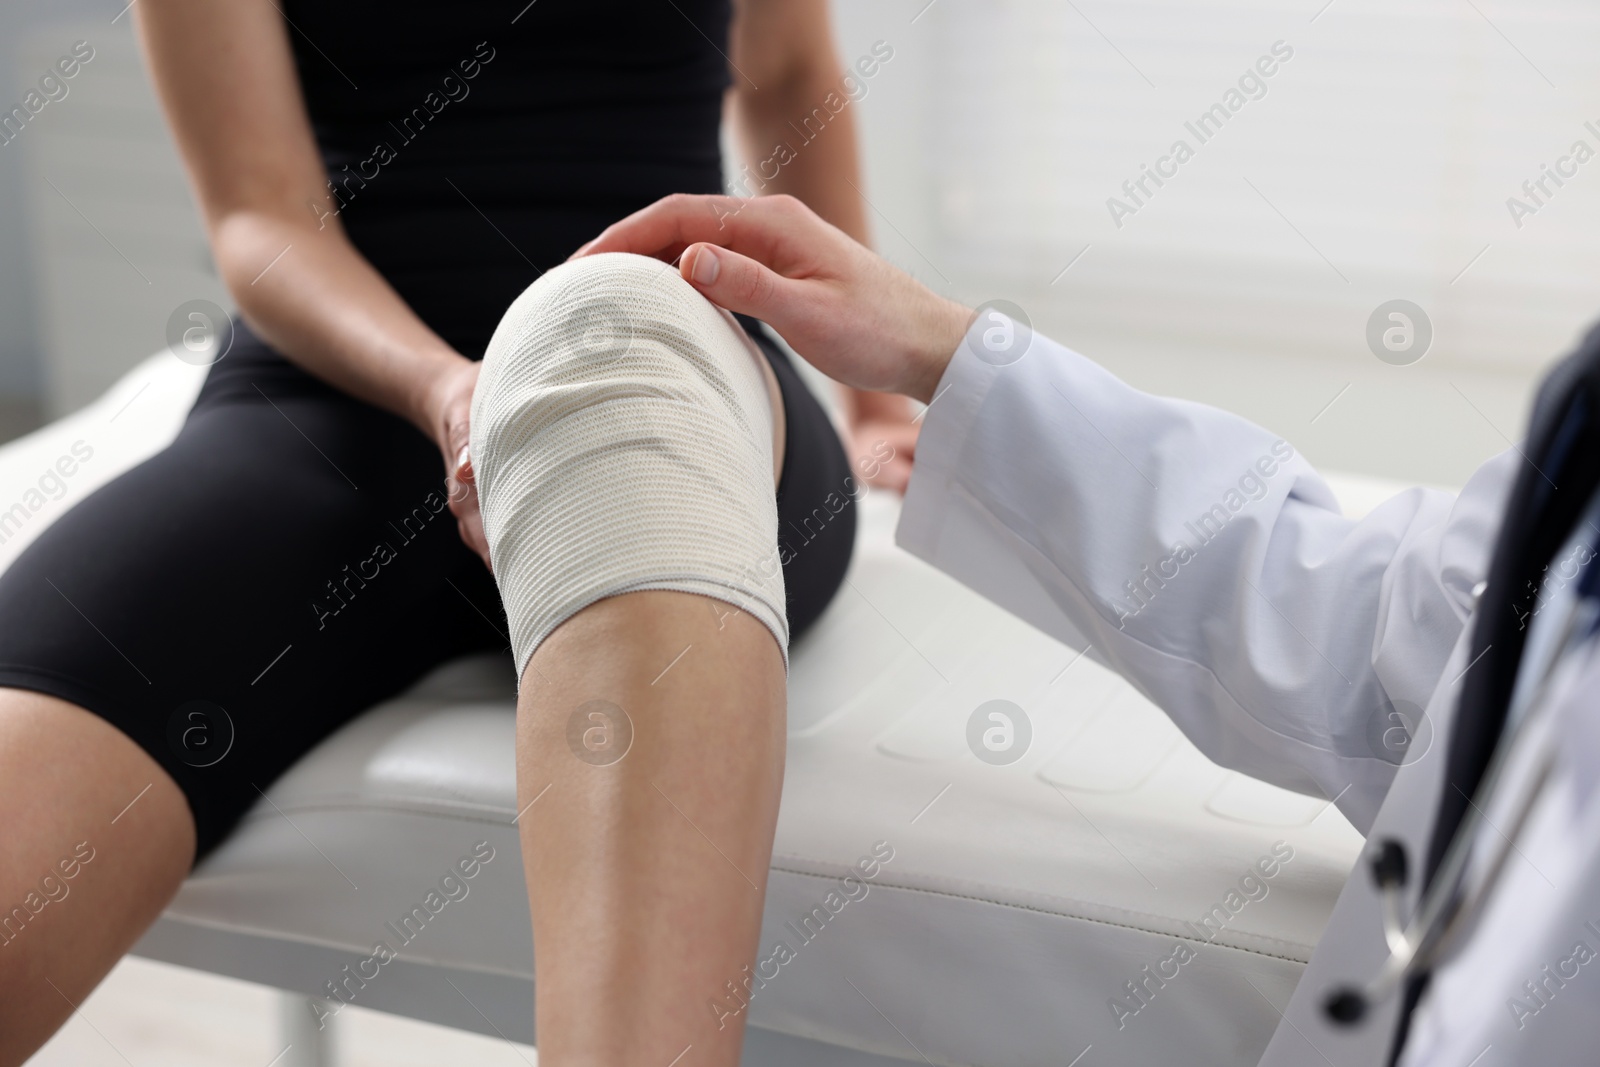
[681,243,793,323]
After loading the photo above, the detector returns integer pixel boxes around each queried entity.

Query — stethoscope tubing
[1327,594,1588,1021]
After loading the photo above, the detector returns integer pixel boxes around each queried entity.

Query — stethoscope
[1322,561,1600,1026]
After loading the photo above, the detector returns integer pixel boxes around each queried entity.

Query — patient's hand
[843,390,918,493]
[426,359,491,569]
[575,195,971,405]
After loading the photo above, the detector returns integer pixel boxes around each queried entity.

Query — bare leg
[472,251,796,1065]
[0,690,195,1065]
[517,590,786,1067]
[515,328,789,1067]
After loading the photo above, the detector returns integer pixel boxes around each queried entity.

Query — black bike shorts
[0,317,855,860]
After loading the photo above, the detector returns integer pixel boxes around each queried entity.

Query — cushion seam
[769,862,1314,963]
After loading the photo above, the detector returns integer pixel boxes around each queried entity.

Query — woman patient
[0,1,913,1064]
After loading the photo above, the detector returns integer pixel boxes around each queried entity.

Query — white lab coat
[896,317,1600,1065]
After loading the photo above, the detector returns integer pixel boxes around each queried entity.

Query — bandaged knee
[470,252,787,680]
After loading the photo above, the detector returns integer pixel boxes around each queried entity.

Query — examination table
[0,352,1367,1066]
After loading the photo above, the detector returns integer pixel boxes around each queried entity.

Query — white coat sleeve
[896,318,1515,833]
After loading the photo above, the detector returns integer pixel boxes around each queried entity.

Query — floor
[24,955,539,1067]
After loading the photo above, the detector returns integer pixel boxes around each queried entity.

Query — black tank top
[280,0,731,358]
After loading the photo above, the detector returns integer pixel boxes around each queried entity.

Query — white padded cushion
[0,354,1366,1066]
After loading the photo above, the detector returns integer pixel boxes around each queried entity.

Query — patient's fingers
[848,419,918,494]
[446,457,491,570]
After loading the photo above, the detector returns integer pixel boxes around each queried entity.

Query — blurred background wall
[831,0,1600,487]
[2,3,226,439]
[0,0,103,438]
[4,0,1599,488]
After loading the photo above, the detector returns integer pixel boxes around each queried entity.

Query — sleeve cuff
[897,313,1020,563]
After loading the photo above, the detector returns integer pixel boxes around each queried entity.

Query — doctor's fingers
[679,242,926,395]
[681,242,809,324]
[574,193,967,399]
[572,193,844,276]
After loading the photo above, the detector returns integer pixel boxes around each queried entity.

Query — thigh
[0,689,194,1065]
[742,320,858,642]
[0,369,506,858]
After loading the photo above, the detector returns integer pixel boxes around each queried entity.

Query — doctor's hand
[573,194,972,404]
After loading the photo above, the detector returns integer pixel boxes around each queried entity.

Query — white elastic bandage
[470,252,786,680]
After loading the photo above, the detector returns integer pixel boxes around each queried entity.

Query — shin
[473,253,791,1066]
